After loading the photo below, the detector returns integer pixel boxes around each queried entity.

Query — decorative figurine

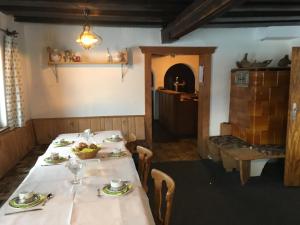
[47,47,62,63]
[278,55,291,67]
[64,50,72,62]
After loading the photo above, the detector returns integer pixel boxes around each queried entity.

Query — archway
[164,63,195,93]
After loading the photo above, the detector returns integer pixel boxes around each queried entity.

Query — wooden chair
[151,169,175,225]
[127,133,137,143]
[136,146,153,192]
[125,133,137,153]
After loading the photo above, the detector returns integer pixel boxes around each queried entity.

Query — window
[0,32,7,128]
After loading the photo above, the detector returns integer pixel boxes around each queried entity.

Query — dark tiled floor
[152,120,200,162]
[0,145,47,207]
[152,138,200,162]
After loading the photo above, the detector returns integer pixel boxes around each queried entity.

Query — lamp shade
[76,24,102,49]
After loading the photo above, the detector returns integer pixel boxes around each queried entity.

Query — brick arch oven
[164,63,195,93]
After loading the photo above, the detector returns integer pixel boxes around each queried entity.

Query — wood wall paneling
[0,121,36,179]
[284,47,300,186]
[33,116,145,145]
[158,90,197,136]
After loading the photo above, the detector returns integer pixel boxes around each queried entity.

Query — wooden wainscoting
[33,115,145,145]
[0,121,36,179]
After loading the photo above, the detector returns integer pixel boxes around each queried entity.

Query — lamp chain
[83,8,89,25]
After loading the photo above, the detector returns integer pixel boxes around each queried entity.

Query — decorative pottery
[236,53,272,68]
[63,50,72,62]
[251,59,272,68]
[278,55,291,67]
[236,53,252,68]
[47,47,62,63]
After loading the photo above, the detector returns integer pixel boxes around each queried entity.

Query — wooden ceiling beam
[223,11,300,18]
[0,1,190,12]
[0,6,175,19]
[212,16,300,23]
[230,4,300,12]
[0,6,178,14]
[161,0,246,43]
[14,16,163,27]
[205,20,300,28]
[13,14,166,23]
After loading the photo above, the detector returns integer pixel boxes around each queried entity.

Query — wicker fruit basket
[74,149,99,159]
[73,142,101,160]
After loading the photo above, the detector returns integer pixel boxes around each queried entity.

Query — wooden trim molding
[33,115,145,145]
[140,46,216,55]
[198,54,212,158]
[140,46,216,155]
[284,47,300,186]
[0,126,9,134]
[144,53,153,145]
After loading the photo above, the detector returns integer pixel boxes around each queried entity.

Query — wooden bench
[207,135,249,162]
[221,148,285,185]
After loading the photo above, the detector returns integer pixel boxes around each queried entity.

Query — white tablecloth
[0,131,155,225]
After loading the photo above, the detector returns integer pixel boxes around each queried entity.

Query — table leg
[239,160,251,186]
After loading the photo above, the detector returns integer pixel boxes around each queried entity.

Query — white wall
[173,27,294,135]
[22,22,298,135]
[23,24,160,118]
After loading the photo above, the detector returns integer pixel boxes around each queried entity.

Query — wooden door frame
[140,46,216,157]
[284,47,300,186]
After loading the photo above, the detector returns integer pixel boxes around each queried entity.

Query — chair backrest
[136,146,153,192]
[127,133,137,143]
[125,133,137,153]
[151,169,175,225]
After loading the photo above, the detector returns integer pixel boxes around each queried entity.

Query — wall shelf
[48,61,128,66]
[47,48,129,82]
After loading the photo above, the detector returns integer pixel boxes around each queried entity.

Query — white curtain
[4,35,25,128]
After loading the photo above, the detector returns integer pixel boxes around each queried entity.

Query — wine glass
[66,158,83,184]
[82,129,92,142]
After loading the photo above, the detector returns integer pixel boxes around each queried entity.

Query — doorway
[140,46,216,159]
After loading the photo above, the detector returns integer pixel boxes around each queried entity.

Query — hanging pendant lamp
[76,8,102,49]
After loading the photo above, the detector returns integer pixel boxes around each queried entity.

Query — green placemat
[104,137,123,143]
[108,152,128,158]
[9,194,46,209]
[53,140,74,147]
[44,156,68,164]
[102,184,132,196]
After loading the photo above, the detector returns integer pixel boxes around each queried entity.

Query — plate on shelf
[102,183,133,196]
[44,156,68,164]
[9,194,46,209]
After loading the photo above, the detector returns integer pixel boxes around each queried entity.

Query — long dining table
[0,130,155,225]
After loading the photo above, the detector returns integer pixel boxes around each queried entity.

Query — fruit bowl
[73,143,101,159]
